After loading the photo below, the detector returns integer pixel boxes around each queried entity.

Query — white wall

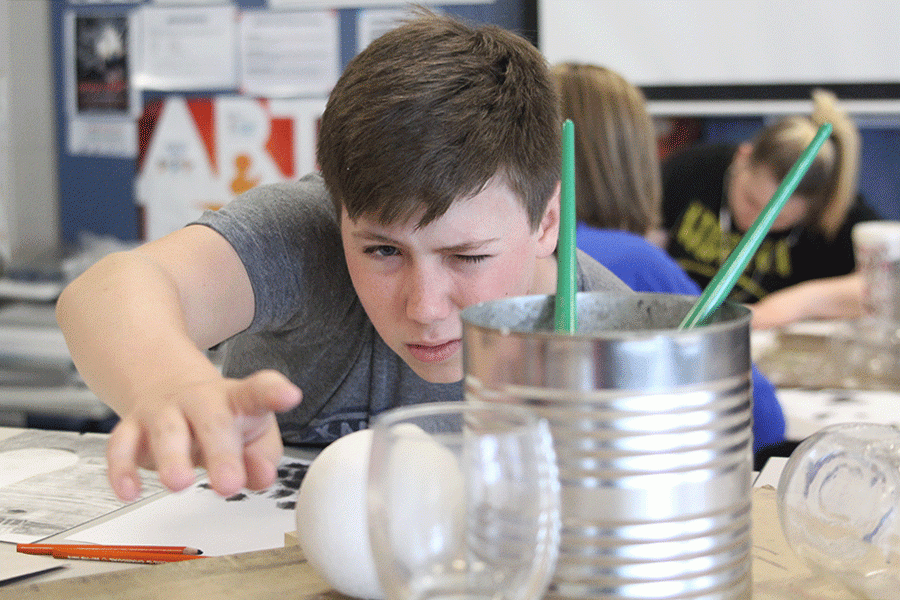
[0,0,9,269]
[0,0,59,270]
[539,0,900,116]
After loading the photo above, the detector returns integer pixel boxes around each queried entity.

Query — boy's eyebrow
[438,240,500,253]
[350,231,500,252]
[350,231,402,245]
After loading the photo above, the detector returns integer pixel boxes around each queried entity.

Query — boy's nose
[405,265,452,324]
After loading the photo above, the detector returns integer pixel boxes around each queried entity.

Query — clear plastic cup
[367,401,561,600]
[777,422,900,598]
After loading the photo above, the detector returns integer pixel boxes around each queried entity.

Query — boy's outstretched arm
[55,225,302,501]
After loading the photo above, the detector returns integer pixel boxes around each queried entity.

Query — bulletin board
[51,0,535,246]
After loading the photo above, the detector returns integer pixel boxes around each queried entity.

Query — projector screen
[538,0,900,115]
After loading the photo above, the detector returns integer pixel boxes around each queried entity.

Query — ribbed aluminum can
[461,292,753,600]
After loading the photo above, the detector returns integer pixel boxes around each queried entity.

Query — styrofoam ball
[295,429,383,600]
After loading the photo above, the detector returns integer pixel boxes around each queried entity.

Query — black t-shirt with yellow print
[661,144,881,303]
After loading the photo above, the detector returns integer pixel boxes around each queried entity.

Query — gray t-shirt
[194,173,629,445]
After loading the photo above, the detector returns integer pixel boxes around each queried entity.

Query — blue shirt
[577,224,786,452]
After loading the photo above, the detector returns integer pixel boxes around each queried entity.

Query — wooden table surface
[2,487,864,600]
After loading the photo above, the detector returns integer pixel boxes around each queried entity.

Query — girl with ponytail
[662,90,881,328]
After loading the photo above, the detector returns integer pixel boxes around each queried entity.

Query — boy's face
[341,176,559,383]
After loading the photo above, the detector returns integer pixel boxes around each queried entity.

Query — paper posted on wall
[135,95,325,241]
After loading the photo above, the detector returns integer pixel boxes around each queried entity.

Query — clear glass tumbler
[777,422,900,598]
[852,220,900,386]
[367,401,560,600]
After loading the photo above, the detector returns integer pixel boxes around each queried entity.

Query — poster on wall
[64,10,139,157]
[69,13,132,115]
[240,9,339,98]
[130,4,238,91]
[135,95,325,241]
[357,8,413,51]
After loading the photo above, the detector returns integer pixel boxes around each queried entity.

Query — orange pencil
[17,543,202,556]
[49,547,207,564]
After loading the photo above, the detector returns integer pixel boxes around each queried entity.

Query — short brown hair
[553,63,661,235]
[317,9,560,231]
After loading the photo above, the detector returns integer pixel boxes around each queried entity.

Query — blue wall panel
[51,1,532,247]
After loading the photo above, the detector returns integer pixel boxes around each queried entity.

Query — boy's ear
[536,183,561,258]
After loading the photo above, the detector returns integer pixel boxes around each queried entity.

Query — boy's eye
[457,254,488,264]
[365,245,401,258]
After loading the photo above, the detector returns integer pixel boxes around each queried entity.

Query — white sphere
[295,429,383,600]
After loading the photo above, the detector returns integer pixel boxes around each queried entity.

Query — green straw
[555,119,577,333]
[679,122,833,329]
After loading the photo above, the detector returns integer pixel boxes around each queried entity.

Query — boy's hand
[105,369,302,502]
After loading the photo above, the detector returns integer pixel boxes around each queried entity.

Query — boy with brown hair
[56,10,629,501]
